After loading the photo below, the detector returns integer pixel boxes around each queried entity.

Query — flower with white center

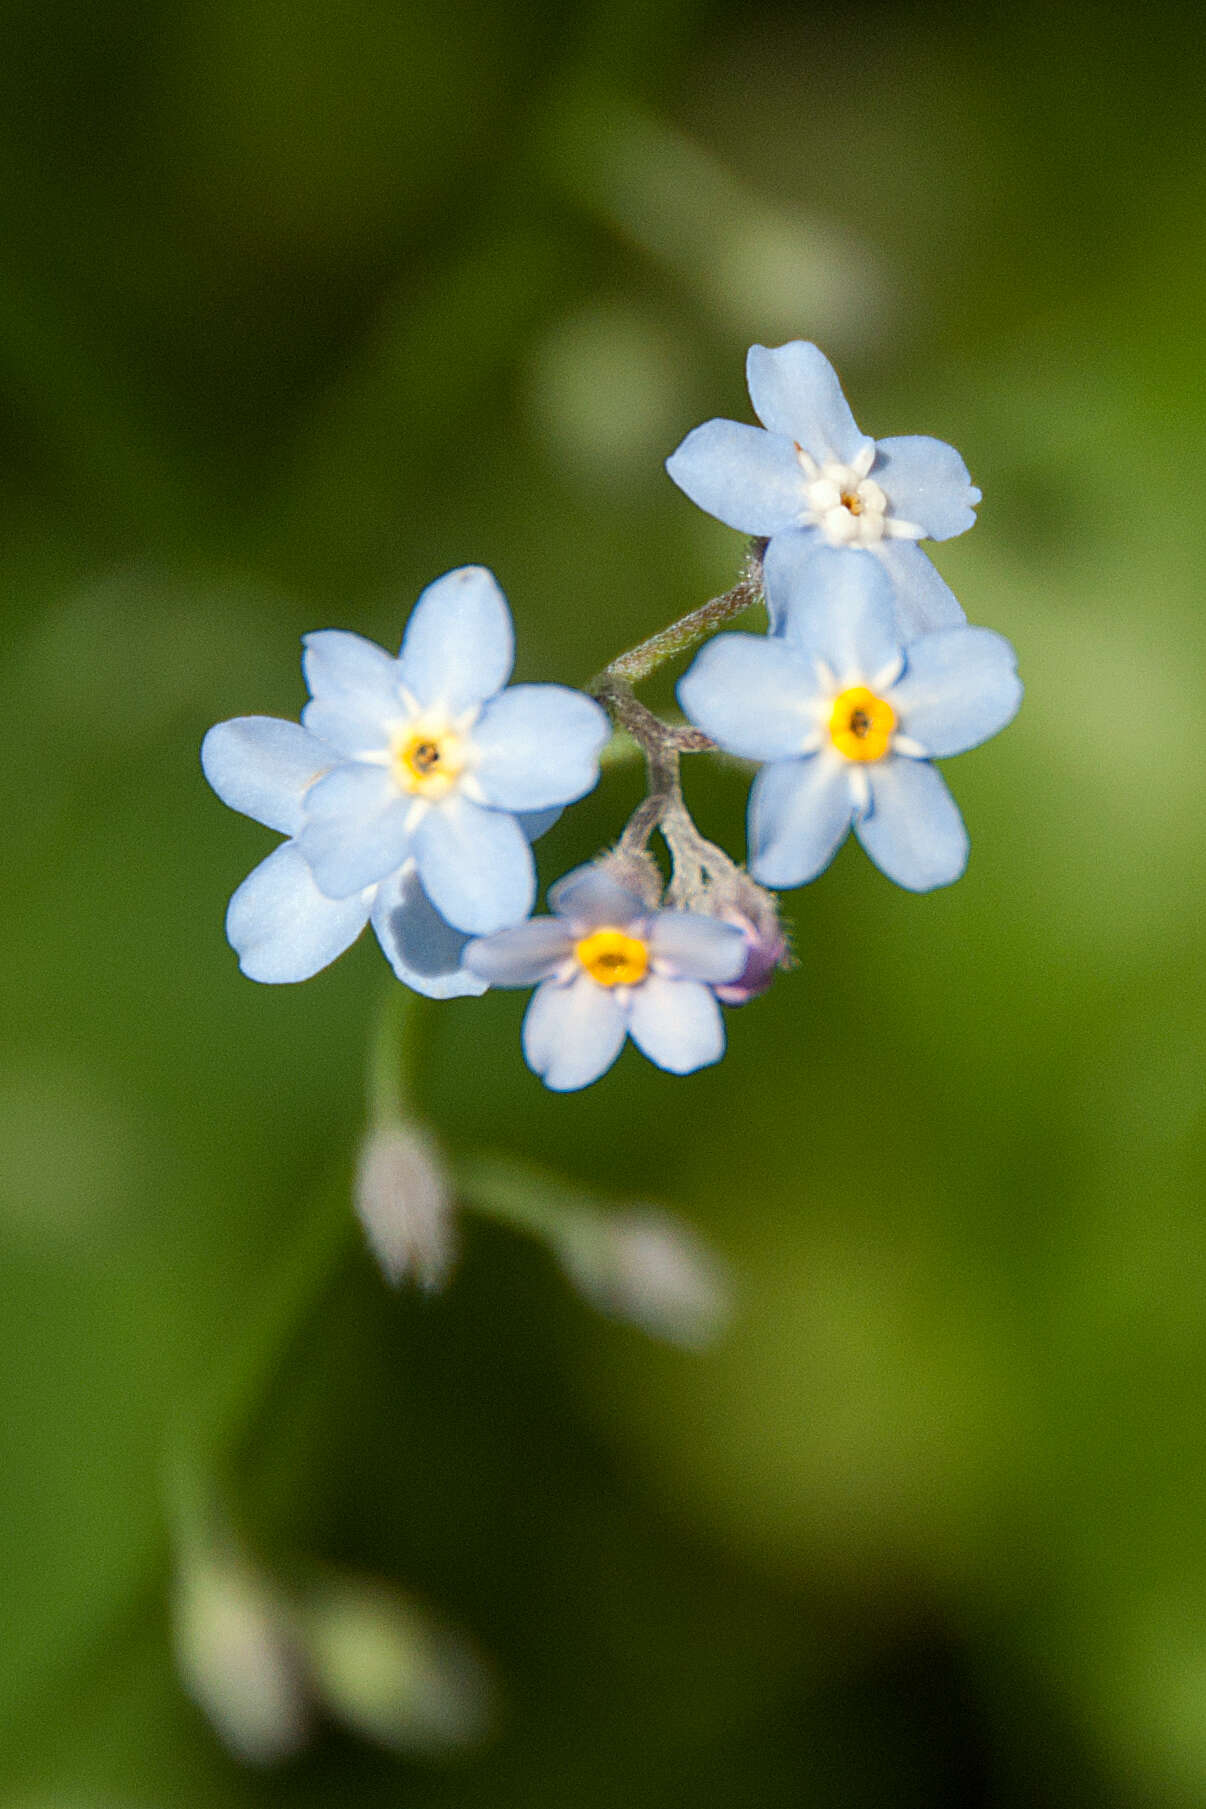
[463,866,747,1092]
[665,340,981,637]
[677,546,1022,893]
[201,566,609,986]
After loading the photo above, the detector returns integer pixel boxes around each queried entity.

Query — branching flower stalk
[590,542,766,899]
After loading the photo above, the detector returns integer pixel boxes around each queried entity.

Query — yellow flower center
[574,927,649,987]
[391,724,465,799]
[840,490,863,515]
[828,685,896,762]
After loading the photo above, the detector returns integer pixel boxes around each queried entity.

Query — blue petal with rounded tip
[873,539,966,638]
[856,758,968,891]
[226,843,372,983]
[678,632,820,761]
[522,976,628,1091]
[301,630,401,756]
[873,435,980,541]
[370,862,487,999]
[628,976,726,1074]
[463,918,574,986]
[201,717,332,837]
[472,685,609,810]
[890,629,1022,757]
[647,913,746,983]
[665,420,806,534]
[770,547,904,685]
[297,763,413,898]
[396,565,514,714]
[413,794,534,935]
[548,865,646,928]
[746,342,865,464]
[748,755,854,889]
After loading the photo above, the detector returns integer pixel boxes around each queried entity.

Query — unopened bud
[354,1122,456,1291]
[303,1575,495,1756]
[712,904,790,1006]
[173,1540,310,1765]
[666,861,789,1006]
[593,846,664,909]
[560,1207,731,1349]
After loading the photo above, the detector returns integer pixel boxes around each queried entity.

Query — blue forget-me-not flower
[463,865,747,1091]
[666,341,981,638]
[677,544,1022,893]
[202,565,609,987]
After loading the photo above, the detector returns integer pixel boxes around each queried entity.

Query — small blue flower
[666,341,981,638]
[677,548,1021,893]
[202,564,608,985]
[463,866,747,1092]
[202,714,557,992]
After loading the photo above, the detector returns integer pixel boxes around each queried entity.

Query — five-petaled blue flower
[463,866,747,1091]
[666,340,981,638]
[202,565,609,987]
[677,544,1022,894]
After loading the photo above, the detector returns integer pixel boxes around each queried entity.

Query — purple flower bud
[712,908,789,1006]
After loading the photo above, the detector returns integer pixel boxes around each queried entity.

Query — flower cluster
[203,342,1021,1090]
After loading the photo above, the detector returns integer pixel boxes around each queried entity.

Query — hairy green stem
[588,545,765,868]
[591,545,765,691]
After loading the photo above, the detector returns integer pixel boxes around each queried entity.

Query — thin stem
[454,1150,602,1240]
[592,544,765,690]
[588,544,766,867]
[169,987,432,1500]
[367,983,433,1126]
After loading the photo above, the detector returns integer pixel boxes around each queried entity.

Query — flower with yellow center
[274,566,609,939]
[827,685,896,763]
[574,927,649,988]
[463,865,747,1091]
[389,720,468,801]
[676,547,1023,894]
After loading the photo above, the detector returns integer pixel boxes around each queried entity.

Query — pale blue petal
[396,565,514,714]
[648,914,746,983]
[628,976,725,1074]
[873,435,980,541]
[889,628,1022,756]
[855,758,968,891]
[772,547,903,685]
[463,918,574,986]
[746,342,865,464]
[201,717,331,836]
[471,685,609,810]
[760,527,825,632]
[413,795,534,935]
[522,976,628,1091]
[226,842,371,983]
[873,540,966,637]
[518,806,561,842]
[665,420,807,535]
[677,633,820,759]
[748,755,854,888]
[297,763,413,898]
[548,865,646,929]
[301,630,401,756]
[370,862,486,999]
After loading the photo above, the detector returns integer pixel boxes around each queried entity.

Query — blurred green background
[2,0,1204,1801]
